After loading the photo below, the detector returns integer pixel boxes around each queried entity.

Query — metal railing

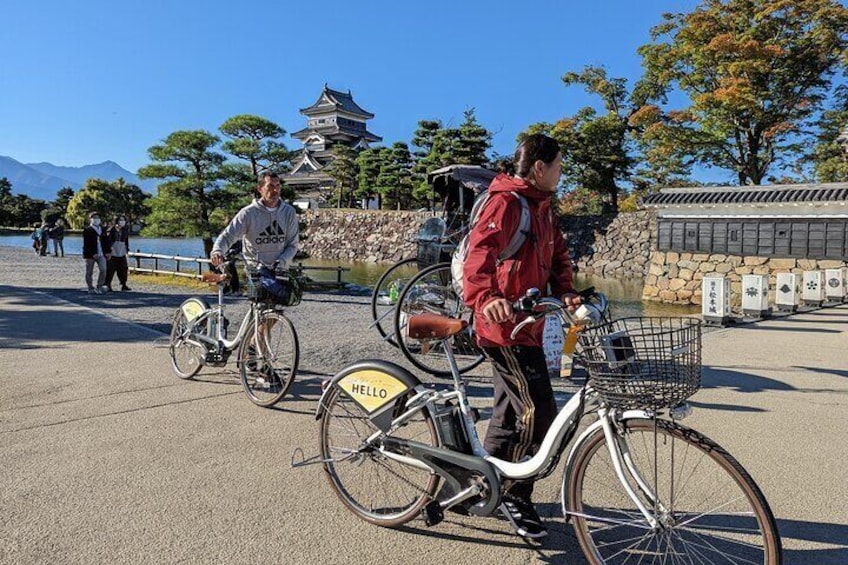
[127,251,351,288]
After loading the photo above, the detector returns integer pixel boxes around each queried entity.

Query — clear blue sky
[1,0,709,177]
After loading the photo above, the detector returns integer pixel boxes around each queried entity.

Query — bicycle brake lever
[509,315,540,340]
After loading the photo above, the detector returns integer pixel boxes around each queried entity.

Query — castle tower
[283,84,381,199]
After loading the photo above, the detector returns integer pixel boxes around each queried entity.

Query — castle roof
[291,123,382,143]
[299,84,375,119]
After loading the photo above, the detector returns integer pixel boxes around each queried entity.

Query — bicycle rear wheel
[370,257,419,347]
[319,384,440,527]
[565,418,782,565]
[238,311,299,407]
[393,262,484,376]
[169,300,207,379]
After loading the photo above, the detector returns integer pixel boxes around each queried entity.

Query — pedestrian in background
[52,219,65,257]
[39,221,49,256]
[83,212,112,294]
[106,215,131,291]
[30,223,42,255]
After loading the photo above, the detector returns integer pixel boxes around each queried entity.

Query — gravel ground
[0,245,584,398]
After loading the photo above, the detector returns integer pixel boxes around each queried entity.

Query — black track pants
[482,345,557,502]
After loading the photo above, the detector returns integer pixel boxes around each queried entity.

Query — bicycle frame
[357,304,667,526]
[181,281,273,357]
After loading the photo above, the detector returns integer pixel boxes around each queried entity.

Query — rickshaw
[370,165,496,375]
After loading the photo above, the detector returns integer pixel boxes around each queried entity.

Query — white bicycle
[309,289,782,564]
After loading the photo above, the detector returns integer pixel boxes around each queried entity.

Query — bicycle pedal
[422,500,444,527]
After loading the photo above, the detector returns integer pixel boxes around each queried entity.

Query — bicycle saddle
[202,272,229,285]
[407,313,467,340]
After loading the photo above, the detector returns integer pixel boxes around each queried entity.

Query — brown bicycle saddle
[201,271,229,285]
[407,313,468,340]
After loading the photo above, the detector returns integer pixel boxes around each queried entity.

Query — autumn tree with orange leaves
[637,0,848,186]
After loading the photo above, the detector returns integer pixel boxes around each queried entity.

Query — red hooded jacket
[463,174,575,347]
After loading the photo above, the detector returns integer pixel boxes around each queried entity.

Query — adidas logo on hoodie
[255,220,287,244]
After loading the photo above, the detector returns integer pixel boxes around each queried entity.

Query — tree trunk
[203,237,214,259]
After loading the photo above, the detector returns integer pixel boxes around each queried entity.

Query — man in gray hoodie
[211,171,299,302]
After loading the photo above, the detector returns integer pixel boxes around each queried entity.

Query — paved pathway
[1,258,846,563]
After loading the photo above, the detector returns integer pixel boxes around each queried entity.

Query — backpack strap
[496,192,530,262]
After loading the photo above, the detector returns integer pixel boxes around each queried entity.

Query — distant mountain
[0,156,80,200]
[26,160,158,193]
[0,155,158,201]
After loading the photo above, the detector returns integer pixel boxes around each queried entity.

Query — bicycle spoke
[569,420,776,565]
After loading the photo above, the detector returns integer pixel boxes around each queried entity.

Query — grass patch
[131,273,209,291]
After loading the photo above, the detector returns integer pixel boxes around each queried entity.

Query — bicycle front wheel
[319,384,440,527]
[370,257,419,347]
[169,302,206,380]
[565,418,782,565]
[393,262,484,376]
[238,312,299,407]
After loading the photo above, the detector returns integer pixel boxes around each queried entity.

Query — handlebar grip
[578,286,595,299]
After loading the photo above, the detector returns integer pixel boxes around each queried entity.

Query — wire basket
[244,268,303,307]
[578,317,702,410]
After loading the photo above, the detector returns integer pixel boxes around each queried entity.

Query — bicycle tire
[237,311,299,407]
[169,298,208,380]
[370,257,419,347]
[565,418,782,565]
[392,262,485,376]
[319,383,440,527]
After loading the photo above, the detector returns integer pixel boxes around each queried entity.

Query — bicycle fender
[560,410,652,513]
[178,296,210,322]
[315,360,423,424]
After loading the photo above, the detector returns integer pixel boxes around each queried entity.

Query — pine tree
[455,108,491,165]
[138,130,228,257]
[326,144,359,208]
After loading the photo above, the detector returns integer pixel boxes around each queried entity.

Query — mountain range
[0,155,158,201]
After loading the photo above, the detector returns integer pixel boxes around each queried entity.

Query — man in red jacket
[463,134,580,540]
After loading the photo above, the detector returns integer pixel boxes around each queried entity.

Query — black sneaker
[499,495,547,539]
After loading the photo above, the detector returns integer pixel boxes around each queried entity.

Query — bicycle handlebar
[509,288,609,340]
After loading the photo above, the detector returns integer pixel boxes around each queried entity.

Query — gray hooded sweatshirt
[212,199,299,269]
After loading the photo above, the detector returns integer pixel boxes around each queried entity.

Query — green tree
[411,120,443,160]
[454,108,491,165]
[376,142,415,210]
[139,130,227,257]
[411,120,446,205]
[638,0,848,185]
[66,179,112,228]
[811,85,848,182]
[326,144,359,208]
[355,147,389,208]
[9,195,47,227]
[219,114,291,177]
[219,114,295,204]
[525,67,646,213]
[0,177,13,226]
[53,187,75,215]
[65,178,150,228]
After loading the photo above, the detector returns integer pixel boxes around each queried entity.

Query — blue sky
[1,0,715,177]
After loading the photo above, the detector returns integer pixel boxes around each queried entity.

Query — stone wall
[300,209,657,274]
[300,209,431,263]
[643,251,848,306]
[561,211,654,279]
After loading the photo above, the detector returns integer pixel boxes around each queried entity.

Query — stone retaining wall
[561,211,654,279]
[643,251,848,306]
[300,209,431,263]
[300,209,657,275]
